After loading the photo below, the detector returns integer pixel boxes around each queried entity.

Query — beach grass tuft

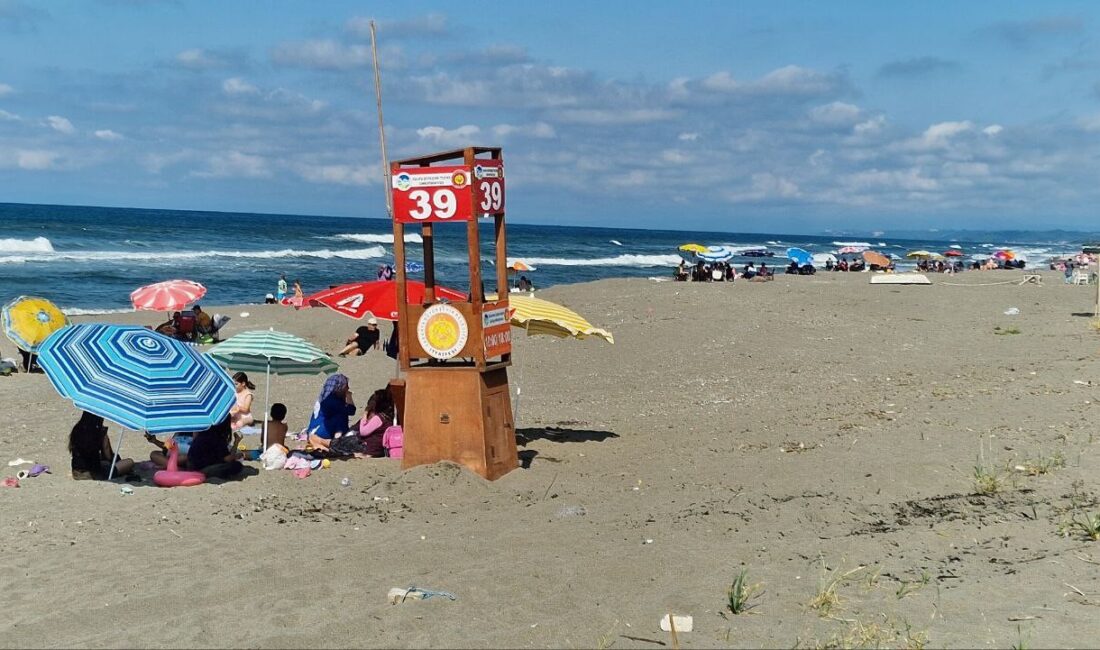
[809,556,864,617]
[726,567,763,615]
[993,325,1021,335]
[973,462,1004,495]
[1059,510,1100,541]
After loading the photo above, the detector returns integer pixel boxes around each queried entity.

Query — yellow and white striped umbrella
[506,294,614,344]
[2,296,70,352]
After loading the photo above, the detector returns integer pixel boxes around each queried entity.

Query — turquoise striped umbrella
[207,329,338,449]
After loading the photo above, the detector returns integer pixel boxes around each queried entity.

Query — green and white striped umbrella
[208,329,338,376]
[207,329,338,449]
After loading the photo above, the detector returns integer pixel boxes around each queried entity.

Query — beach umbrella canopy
[306,280,467,321]
[507,259,537,272]
[678,243,707,254]
[2,296,70,352]
[943,250,964,257]
[786,247,813,266]
[862,251,891,267]
[506,294,614,344]
[697,245,737,263]
[404,261,425,274]
[130,279,207,312]
[993,250,1015,261]
[906,250,934,259]
[37,324,235,434]
[837,245,867,254]
[208,329,338,449]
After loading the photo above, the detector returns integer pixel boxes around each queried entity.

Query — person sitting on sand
[146,431,194,469]
[70,412,134,480]
[187,416,244,479]
[675,260,688,281]
[229,372,255,431]
[265,403,289,450]
[155,312,179,337]
[331,389,394,458]
[337,318,381,357]
[306,373,356,450]
[742,262,756,279]
[517,275,533,291]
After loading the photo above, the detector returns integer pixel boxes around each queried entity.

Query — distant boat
[742,248,775,257]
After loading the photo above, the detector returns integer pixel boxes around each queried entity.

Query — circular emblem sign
[417,304,468,360]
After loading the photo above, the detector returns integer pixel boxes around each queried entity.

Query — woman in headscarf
[306,373,356,450]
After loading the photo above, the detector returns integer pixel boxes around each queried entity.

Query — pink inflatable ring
[153,438,205,488]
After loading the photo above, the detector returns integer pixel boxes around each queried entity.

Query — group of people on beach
[674,260,782,282]
[69,369,401,482]
[153,305,227,343]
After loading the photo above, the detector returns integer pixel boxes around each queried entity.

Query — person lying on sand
[337,318,381,357]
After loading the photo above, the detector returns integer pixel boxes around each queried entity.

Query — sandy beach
[3,270,1100,648]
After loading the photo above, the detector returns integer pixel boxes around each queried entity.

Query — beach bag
[382,425,403,459]
[384,329,399,360]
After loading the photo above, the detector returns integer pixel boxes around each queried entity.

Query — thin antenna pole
[369,20,392,217]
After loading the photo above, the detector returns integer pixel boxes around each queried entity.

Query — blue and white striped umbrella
[38,324,235,434]
[786,247,813,266]
[697,245,737,263]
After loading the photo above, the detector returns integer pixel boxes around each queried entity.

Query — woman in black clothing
[186,416,244,479]
[69,412,134,480]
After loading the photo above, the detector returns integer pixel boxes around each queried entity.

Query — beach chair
[1072,268,1091,285]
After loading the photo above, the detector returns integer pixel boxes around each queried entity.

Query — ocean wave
[62,307,134,316]
[521,253,683,267]
[333,233,423,244]
[832,241,872,247]
[0,245,388,265]
[0,236,54,253]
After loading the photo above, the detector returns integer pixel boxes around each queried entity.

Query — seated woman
[229,372,255,431]
[70,412,134,480]
[146,431,194,468]
[331,389,394,458]
[155,312,180,337]
[306,373,356,450]
[187,417,244,479]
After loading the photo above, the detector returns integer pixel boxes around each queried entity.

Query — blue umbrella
[38,324,236,478]
[404,261,424,273]
[786,247,813,266]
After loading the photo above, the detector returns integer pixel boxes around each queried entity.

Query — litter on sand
[660,614,693,632]
[388,587,457,604]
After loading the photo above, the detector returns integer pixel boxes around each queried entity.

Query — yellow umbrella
[906,250,934,259]
[2,296,70,352]
[506,294,614,344]
[679,243,707,254]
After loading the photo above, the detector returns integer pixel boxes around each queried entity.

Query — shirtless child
[265,403,289,450]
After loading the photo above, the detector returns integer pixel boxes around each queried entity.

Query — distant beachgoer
[291,279,304,309]
[337,318,381,357]
[306,374,356,450]
[265,403,289,450]
[277,274,288,302]
[70,412,134,480]
[742,262,756,279]
[265,294,276,304]
[518,275,533,291]
[18,349,39,373]
[230,372,255,431]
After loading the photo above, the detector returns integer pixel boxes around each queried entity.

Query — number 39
[479,181,503,212]
[409,189,456,220]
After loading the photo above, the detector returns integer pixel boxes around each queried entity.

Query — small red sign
[472,160,505,217]
[391,165,474,223]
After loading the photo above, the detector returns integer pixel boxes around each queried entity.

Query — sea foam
[0,245,388,265]
[520,253,682,267]
[333,233,423,244]
[0,237,54,253]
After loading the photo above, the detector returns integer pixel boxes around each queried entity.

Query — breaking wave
[0,245,388,265]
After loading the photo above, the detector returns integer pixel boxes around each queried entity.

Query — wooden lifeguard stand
[389,146,517,480]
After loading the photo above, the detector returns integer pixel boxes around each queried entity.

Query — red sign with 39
[391,165,474,223]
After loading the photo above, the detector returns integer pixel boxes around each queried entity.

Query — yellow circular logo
[451,171,468,187]
[417,304,468,359]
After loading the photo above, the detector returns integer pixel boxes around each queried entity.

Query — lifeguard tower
[389,146,517,480]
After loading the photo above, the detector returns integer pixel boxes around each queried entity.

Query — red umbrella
[305,280,467,321]
[943,250,964,257]
[130,279,207,312]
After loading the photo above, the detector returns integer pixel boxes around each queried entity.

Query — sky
[1,1,1099,233]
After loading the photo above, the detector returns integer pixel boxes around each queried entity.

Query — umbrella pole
[263,359,271,452]
[108,429,126,481]
[512,322,528,426]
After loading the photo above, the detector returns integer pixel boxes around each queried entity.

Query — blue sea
[0,202,1087,313]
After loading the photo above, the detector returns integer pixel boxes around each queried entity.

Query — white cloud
[809,101,861,126]
[678,132,699,141]
[0,108,19,121]
[725,173,802,202]
[919,120,972,147]
[415,125,482,147]
[982,124,1004,136]
[94,129,123,141]
[174,48,240,70]
[271,40,371,70]
[845,168,939,192]
[0,83,13,97]
[17,149,59,170]
[556,108,675,125]
[46,115,75,134]
[193,151,270,179]
[296,164,372,186]
[491,122,556,139]
[854,116,886,135]
[222,77,258,95]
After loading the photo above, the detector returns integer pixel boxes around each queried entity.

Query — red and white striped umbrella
[130,279,207,312]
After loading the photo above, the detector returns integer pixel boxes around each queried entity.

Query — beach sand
[3,270,1100,648]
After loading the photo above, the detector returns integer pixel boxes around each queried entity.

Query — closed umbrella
[131,279,207,312]
[306,280,467,321]
[38,324,235,479]
[208,329,338,450]
[2,296,69,352]
[786,247,813,266]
